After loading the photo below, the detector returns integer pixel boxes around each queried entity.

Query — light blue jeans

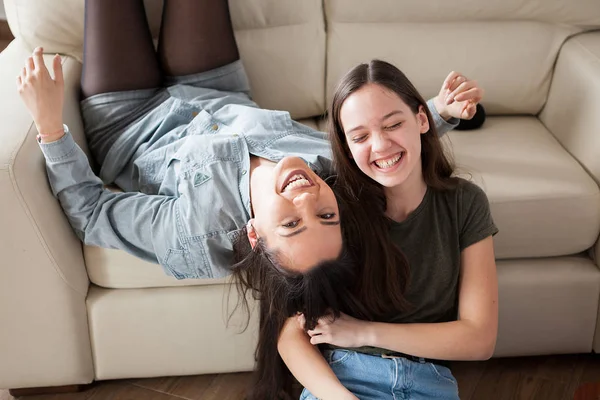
[300,350,460,400]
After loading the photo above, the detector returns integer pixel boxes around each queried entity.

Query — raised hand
[434,71,484,121]
[16,47,65,142]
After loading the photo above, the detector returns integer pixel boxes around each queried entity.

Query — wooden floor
[0,353,598,400]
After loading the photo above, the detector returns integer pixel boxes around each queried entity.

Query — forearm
[364,319,496,361]
[39,127,177,263]
[278,319,356,400]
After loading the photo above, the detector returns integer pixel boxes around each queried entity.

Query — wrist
[361,321,377,347]
[433,96,452,121]
[36,124,65,144]
[36,121,64,136]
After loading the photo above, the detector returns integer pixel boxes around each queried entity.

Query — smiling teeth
[283,175,311,192]
[374,154,402,169]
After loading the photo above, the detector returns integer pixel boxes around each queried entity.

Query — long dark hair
[230,184,372,399]
[329,59,458,195]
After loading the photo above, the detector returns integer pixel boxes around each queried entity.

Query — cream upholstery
[450,117,600,259]
[1,0,600,391]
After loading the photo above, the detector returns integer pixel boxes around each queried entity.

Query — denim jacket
[40,93,457,280]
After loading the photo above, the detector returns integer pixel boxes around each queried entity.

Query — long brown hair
[230,184,374,399]
[329,59,458,194]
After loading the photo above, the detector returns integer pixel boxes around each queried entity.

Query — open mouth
[373,152,404,170]
[281,169,314,193]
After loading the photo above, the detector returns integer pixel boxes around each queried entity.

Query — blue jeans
[300,350,460,400]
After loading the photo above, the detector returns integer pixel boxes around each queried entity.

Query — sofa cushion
[4,0,326,120]
[449,117,600,259]
[324,0,600,116]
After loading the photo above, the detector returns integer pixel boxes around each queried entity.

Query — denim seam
[46,144,78,163]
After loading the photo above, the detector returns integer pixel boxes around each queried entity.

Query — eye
[385,122,402,130]
[352,135,367,143]
[282,220,300,228]
[320,213,336,220]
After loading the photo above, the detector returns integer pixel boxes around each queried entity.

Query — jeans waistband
[380,351,451,369]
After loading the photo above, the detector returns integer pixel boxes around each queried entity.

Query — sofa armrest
[540,31,600,185]
[540,31,600,263]
[0,41,94,389]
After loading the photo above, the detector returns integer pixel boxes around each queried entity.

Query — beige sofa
[1,0,600,392]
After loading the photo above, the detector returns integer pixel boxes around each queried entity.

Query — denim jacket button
[211,124,219,131]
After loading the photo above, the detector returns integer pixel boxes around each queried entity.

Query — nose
[292,191,316,207]
[372,131,392,153]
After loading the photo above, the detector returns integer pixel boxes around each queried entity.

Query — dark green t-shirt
[388,178,498,325]
[347,178,498,355]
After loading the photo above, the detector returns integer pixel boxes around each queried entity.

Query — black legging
[80,0,239,99]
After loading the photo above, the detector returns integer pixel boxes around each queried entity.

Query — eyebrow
[278,220,341,238]
[345,110,405,135]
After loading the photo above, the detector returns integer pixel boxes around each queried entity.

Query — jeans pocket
[324,349,353,366]
[429,363,458,385]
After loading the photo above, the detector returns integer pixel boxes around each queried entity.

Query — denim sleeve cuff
[427,98,459,136]
[38,125,77,162]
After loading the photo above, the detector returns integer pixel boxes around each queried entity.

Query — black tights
[80,0,239,99]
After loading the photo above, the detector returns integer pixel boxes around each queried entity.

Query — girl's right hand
[16,47,65,142]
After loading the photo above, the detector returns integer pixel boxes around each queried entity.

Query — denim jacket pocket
[163,248,198,279]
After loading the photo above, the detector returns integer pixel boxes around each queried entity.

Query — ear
[417,105,430,134]
[246,219,259,249]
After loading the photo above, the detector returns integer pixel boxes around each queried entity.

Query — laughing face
[248,156,342,273]
[340,83,430,190]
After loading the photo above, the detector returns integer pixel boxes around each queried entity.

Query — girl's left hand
[300,312,371,348]
[434,71,484,121]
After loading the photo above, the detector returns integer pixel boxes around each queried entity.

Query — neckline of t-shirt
[388,186,432,228]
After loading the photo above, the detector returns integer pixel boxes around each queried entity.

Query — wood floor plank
[513,375,541,400]
[579,354,600,384]
[562,355,591,400]
[87,382,181,400]
[198,373,254,400]
[132,375,216,400]
[470,358,521,400]
[533,379,567,400]
[450,361,487,400]
[534,354,582,383]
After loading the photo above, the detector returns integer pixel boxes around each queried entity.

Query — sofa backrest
[4,0,600,118]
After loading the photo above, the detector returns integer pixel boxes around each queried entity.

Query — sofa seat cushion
[449,116,600,259]
[85,117,600,288]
